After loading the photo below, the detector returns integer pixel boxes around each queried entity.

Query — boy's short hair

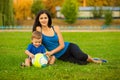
[32,31,42,39]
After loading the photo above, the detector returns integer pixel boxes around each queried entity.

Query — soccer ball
[32,53,48,68]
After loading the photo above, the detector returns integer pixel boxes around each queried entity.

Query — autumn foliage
[13,0,120,21]
[13,0,33,20]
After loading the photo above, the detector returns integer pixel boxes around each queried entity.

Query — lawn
[0,32,120,80]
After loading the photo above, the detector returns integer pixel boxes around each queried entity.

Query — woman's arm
[48,26,65,55]
[36,25,64,56]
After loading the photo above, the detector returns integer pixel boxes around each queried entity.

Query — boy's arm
[25,50,34,59]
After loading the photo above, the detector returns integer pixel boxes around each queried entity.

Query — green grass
[0,32,120,80]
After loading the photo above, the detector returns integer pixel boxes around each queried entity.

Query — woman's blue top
[42,31,70,58]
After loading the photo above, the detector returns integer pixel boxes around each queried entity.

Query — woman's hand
[45,51,53,61]
[45,51,53,57]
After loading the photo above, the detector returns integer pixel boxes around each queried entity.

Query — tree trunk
[0,0,3,26]
[83,0,86,7]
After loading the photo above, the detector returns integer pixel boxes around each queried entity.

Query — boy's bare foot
[20,62,26,67]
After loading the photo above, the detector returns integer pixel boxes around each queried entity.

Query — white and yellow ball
[32,53,48,68]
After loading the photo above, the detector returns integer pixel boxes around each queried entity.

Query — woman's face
[39,13,49,27]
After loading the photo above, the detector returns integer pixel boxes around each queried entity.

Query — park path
[0,29,120,32]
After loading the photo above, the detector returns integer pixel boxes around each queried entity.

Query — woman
[32,10,106,65]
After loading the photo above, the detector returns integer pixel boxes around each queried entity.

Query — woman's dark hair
[32,10,52,32]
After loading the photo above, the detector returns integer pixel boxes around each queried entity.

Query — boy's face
[32,38,42,48]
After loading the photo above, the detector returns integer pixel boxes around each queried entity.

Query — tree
[114,0,120,6]
[61,0,78,24]
[0,0,3,26]
[14,0,33,21]
[43,0,64,18]
[92,7,103,18]
[0,0,14,27]
[87,0,120,6]
[83,0,86,7]
[31,0,45,16]
[104,9,112,25]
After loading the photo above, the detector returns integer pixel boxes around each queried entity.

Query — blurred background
[0,0,120,30]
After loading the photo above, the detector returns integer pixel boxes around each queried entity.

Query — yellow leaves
[13,0,33,20]
[43,0,64,17]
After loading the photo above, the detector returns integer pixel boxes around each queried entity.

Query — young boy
[21,31,55,67]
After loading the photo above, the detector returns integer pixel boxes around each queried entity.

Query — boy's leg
[25,58,31,67]
[48,56,56,65]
